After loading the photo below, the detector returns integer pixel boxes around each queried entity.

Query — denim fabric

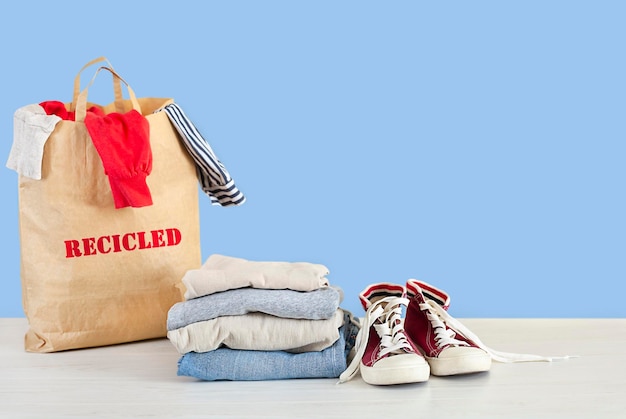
[177,311,359,381]
[167,286,342,330]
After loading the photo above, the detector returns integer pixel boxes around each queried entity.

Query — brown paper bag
[16,58,201,352]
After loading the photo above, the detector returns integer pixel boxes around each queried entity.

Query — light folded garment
[6,104,62,180]
[176,311,360,381]
[167,286,342,330]
[167,308,345,354]
[183,254,330,300]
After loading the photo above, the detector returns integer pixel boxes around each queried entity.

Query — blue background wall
[1,1,624,318]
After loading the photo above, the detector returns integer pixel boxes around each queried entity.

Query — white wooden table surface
[1,318,624,419]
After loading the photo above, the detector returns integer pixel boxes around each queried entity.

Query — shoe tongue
[359,283,404,309]
[406,280,450,310]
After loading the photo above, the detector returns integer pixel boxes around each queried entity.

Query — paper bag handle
[75,66,142,122]
[70,57,124,113]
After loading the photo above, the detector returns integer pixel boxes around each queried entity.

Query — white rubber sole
[427,347,492,376]
[360,354,431,385]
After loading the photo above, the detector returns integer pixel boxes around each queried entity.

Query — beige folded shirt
[182,254,330,300]
[167,308,345,354]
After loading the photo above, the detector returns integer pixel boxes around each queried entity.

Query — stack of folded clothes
[167,254,359,381]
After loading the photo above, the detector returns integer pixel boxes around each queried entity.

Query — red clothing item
[84,109,152,208]
[40,100,105,121]
[40,101,153,209]
[39,100,76,120]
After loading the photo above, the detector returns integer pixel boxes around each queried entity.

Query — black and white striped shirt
[159,103,245,206]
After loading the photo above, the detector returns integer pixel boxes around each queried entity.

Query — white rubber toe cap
[428,346,492,376]
[360,353,430,385]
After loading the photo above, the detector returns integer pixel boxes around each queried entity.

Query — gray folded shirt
[167,286,343,330]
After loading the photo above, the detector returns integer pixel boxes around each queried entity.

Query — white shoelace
[421,299,574,362]
[420,301,471,348]
[338,296,413,383]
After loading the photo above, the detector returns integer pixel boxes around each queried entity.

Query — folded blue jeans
[177,311,359,381]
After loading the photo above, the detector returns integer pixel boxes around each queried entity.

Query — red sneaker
[404,279,492,376]
[338,283,430,385]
